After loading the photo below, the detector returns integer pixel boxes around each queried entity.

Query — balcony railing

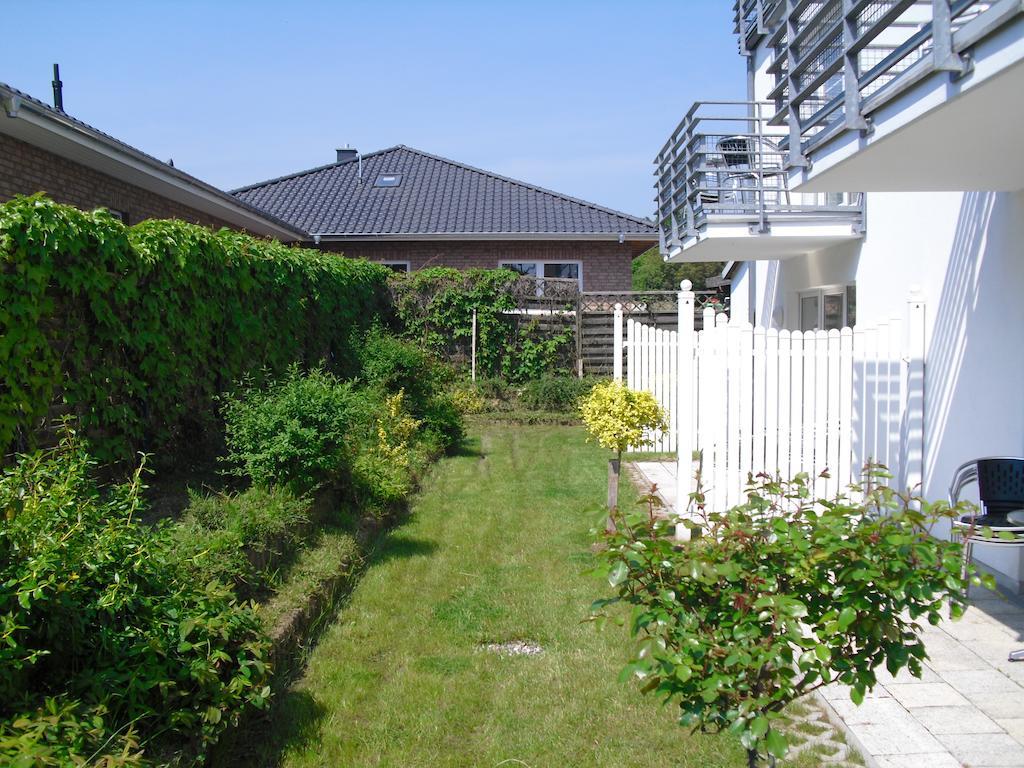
[655,101,864,254]
[734,0,783,54]
[766,0,1020,164]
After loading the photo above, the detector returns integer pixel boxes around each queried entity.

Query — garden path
[232,425,852,767]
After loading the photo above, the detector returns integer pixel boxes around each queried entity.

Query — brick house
[0,82,654,289]
[0,82,303,240]
[233,146,657,290]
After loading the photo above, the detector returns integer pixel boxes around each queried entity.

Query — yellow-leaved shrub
[579,380,667,456]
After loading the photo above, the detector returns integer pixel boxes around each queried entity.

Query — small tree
[592,468,994,767]
[579,380,666,521]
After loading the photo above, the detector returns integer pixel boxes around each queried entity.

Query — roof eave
[311,231,657,242]
[0,84,306,241]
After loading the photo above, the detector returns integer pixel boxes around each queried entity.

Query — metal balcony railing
[654,101,864,254]
[765,0,1019,165]
[734,0,783,54]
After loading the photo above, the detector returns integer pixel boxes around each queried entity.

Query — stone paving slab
[631,460,1024,767]
[911,705,1002,735]
[936,732,1024,766]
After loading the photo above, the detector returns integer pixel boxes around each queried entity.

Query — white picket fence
[614,285,925,515]
[625,317,678,453]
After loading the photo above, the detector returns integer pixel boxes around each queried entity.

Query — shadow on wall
[759,260,781,328]
[923,190,1024,584]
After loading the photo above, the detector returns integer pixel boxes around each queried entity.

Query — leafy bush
[389,267,576,382]
[471,376,512,402]
[357,328,464,451]
[223,367,451,507]
[449,384,486,415]
[351,391,422,512]
[0,431,271,765]
[520,374,602,412]
[593,469,995,766]
[358,326,439,416]
[174,486,311,598]
[579,380,667,457]
[500,321,575,383]
[0,697,143,767]
[222,366,362,492]
[0,195,390,463]
[421,392,465,451]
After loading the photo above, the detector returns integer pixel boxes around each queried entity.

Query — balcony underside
[666,217,862,262]
[790,18,1024,193]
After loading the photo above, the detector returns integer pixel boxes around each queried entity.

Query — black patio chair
[949,457,1024,661]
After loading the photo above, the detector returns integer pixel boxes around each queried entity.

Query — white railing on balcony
[765,0,1019,164]
[655,101,864,254]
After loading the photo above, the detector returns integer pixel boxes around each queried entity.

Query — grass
[236,424,835,767]
[258,524,361,631]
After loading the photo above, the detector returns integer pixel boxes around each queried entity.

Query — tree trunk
[606,455,620,532]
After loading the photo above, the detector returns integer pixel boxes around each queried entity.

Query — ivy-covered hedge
[388,267,575,382]
[0,195,391,462]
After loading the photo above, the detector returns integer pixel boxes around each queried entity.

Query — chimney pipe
[336,146,357,163]
[52,63,63,112]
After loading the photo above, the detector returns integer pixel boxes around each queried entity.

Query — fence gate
[614,282,925,517]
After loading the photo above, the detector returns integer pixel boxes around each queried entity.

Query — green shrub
[351,391,422,513]
[421,393,465,451]
[389,267,576,382]
[519,374,601,412]
[0,195,390,463]
[449,384,486,414]
[593,469,995,766]
[357,326,439,416]
[470,376,511,402]
[174,486,311,598]
[0,431,271,764]
[222,366,363,492]
[357,328,463,452]
[222,367,450,507]
[0,697,143,767]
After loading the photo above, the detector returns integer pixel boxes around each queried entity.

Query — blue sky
[3,1,745,218]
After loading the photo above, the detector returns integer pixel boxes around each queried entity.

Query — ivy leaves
[388,267,575,383]
[0,195,391,463]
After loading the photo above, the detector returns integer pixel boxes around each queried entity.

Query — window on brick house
[500,262,537,277]
[381,261,410,273]
[107,208,128,224]
[499,260,582,289]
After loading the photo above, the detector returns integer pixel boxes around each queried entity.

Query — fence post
[471,309,477,382]
[613,303,624,383]
[576,294,584,378]
[676,280,695,539]
[905,288,926,495]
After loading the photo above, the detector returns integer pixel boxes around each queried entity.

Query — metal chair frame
[948,456,1024,662]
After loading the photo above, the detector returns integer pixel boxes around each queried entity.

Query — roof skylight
[375,174,402,188]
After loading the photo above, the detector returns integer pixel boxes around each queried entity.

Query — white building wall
[729,22,1024,589]
[728,261,753,325]
[740,190,1024,589]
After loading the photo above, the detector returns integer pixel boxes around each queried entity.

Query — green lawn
[240,424,827,767]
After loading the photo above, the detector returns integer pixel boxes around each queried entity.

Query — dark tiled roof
[232,146,656,238]
[0,82,306,239]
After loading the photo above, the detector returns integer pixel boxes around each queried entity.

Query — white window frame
[498,259,584,290]
[798,283,855,331]
[380,260,411,273]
